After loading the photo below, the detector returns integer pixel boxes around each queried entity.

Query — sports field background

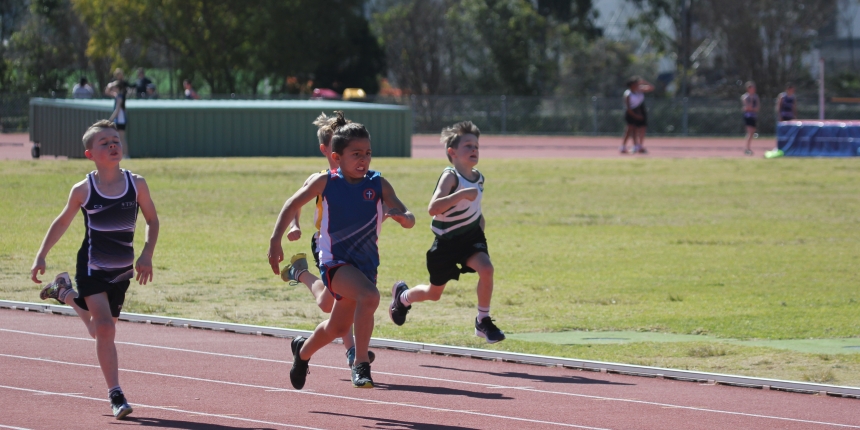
[1,136,859,387]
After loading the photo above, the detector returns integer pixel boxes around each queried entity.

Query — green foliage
[72,0,384,94]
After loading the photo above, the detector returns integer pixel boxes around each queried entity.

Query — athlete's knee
[93,318,115,339]
[357,288,380,308]
[477,261,494,278]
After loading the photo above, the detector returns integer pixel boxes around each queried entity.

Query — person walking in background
[72,77,94,99]
[776,83,797,122]
[621,76,653,154]
[183,79,200,100]
[31,120,160,420]
[104,69,129,98]
[107,81,129,158]
[741,81,760,156]
[134,68,153,99]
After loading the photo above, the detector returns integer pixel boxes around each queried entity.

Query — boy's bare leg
[299,266,378,364]
[620,125,631,151]
[404,283,447,303]
[84,293,120,389]
[745,126,755,152]
[298,271,333,313]
[62,291,96,338]
[466,252,494,309]
[638,127,647,152]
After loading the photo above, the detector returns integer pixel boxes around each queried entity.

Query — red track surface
[1,132,774,160]
[1,309,858,429]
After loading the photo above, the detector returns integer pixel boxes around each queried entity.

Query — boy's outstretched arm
[268,173,327,274]
[286,172,317,242]
[427,170,478,216]
[381,178,415,229]
[31,181,87,283]
[134,176,159,285]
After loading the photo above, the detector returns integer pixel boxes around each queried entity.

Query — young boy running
[268,112,414,389]
[388,121,505,343]
[279,112,375,367]
[30,119,160,420]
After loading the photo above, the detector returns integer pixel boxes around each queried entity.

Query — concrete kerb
[2,299,858,399]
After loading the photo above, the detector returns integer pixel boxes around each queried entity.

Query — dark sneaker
[280,253,309,285]
[40,272,72,304]
[475,317,506,344]
[289,336,310,390]
[744,149,754,156]
[388,281,411,326]
[345,346,376,368]
[110,392,133,420]
[351,362,374,388]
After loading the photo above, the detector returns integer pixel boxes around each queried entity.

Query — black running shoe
[475,317,506,344]
[110,392,133,420]
[345,346,376,368]
[351,362,374,388]
[289,336,310,390]
[388,281,411,326]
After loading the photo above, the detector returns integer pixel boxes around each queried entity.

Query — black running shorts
[73,274,130,318]
[426,227,490,286]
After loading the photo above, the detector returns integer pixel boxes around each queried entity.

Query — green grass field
[2,157,859,386]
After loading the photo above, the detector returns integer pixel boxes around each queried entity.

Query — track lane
[1,309,858,429]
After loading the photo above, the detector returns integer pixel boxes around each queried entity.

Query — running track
[1,309,858,429]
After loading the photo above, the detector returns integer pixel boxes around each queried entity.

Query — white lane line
[0,425,33,430]
[0,353,607,430]
[3,328,858,428]
[0,384,322,430]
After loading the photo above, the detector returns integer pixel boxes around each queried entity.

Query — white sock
[399,290,411,307]
[477,307,490,321]
[108,386,122,397]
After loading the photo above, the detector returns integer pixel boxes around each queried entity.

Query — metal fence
[4,93,860,136]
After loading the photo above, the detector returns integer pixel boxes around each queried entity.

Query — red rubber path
[1,309,858,429]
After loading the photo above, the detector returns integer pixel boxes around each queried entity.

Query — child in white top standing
[389,121,505,343]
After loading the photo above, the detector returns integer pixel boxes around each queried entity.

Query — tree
[73,0,384,95]
[4,0,91,92]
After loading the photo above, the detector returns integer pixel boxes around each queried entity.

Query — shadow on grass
[419,364,635,386]
[311,411,480,430]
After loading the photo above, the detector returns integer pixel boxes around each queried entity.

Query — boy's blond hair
[82,120,117,149]
[312,112,338,146]
[440,121,480,162]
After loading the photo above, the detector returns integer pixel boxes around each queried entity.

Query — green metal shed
[29,98,412,158]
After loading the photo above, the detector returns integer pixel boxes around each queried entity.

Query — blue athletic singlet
[75,169,138,283]
[779,93,796,120]
[317,169,384,283]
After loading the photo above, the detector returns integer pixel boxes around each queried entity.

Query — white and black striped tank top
[76,169,138,283]
[431,167,483,239]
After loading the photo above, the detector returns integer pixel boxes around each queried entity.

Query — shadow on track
[419,364,635,386]
[312,411,480,430]
[121,416,275,429]
[337,379,513,399]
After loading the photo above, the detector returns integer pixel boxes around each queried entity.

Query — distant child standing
[30,120,160,420]
[741,81,760,156]
[621,76,654,154]
[776,83,797,122]
[268,113,415,389]
[388,121,505,343]
[279,112,376,368]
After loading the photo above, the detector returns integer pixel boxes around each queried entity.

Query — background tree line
[0,0,848,100]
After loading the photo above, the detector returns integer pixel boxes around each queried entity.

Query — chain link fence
[4,93,859,136]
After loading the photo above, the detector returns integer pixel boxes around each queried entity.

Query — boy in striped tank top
[268,113,415,389]
[278,112,376,368]
[30,120,160,420]
[388,121,505,343]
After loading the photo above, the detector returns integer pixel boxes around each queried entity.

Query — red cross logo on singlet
[363,189,376,201]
